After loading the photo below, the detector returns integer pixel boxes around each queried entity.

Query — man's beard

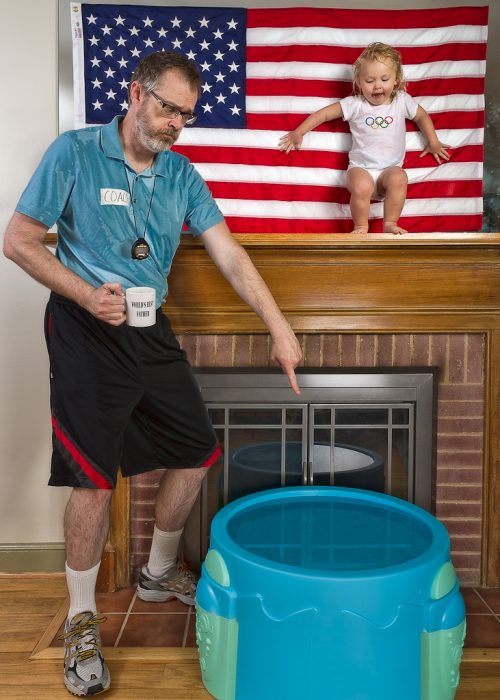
[135,106,180,153]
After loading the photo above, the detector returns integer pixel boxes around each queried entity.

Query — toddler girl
[278,42,450,234]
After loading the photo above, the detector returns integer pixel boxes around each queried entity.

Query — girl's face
[357,58,398,106]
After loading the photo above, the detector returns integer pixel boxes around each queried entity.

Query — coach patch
[100,188,130,206]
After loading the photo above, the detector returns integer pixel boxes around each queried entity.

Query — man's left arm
[199,222,303,394]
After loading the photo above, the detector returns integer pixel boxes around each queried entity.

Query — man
[3,51,302,697]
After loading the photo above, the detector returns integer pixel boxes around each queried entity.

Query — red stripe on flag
[174,145,484,170]
[407,181,483,199]
[247,43,487,65]
[383,215,484,233]
[176,145,350,169]
[246,77,485,100]
[406,112,485,130]
[205,180,482,204]
[247,7,489,29]
[51,416,112,490]
[403,145,484,167]
[207,181,350,203]
[246,78,352,99]
[406,78,486,98]
[223,215,483,235]
[246,111,485,132]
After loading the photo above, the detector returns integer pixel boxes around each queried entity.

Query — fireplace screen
[184,369,435,567]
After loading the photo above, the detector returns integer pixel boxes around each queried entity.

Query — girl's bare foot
[350,225,369,234]
[384,221,407,235]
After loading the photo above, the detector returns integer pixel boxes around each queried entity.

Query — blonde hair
[353,43,406,101]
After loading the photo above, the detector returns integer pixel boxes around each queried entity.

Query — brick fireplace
[130,331,484,586]
[100,233,500,592]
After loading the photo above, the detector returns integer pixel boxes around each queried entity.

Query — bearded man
[3,51,302,697]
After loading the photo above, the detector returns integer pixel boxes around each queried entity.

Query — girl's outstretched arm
[413,105,451,164]
[278,102,343,153]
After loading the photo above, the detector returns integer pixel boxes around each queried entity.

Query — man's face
[135,69,198,153]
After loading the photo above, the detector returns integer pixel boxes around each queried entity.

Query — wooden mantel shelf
[180,231,500,249]
[164,232,500,334]
[187,232,500,248]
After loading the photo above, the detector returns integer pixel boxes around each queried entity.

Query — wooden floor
[1,574,500,699]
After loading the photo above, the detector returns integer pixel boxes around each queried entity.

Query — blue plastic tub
[196,486,465,700]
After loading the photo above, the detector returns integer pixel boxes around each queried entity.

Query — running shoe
[137,561,198,605]
[60,611,110,696]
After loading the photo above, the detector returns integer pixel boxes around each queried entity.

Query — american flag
[71,3,488,233]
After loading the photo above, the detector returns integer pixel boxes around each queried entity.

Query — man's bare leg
[63,488,112,695]
[64,487,112,617]
[138,467,208,604]
[64,488,113,570]
[155,466,207,531]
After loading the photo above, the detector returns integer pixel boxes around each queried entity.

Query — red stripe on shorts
[51,416,113,489]
[201,444,222,469]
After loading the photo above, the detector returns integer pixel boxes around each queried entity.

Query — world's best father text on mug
[125,287,156,327]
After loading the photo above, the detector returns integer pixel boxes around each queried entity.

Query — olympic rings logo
[365,116,394,129]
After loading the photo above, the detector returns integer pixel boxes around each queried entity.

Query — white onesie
[339,91,419,171]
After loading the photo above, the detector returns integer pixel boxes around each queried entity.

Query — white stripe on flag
[248,25,487,48]
[178,128,484,151]
[193,161,482,188]
[405,162,483,183]
[247,60,486,82]
[404,61,486,81]
[216,197,483,220]
[246,94,485,114]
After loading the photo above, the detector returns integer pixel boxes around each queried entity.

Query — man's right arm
[3,212,126,325]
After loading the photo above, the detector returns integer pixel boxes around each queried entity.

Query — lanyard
[123,163,157,260]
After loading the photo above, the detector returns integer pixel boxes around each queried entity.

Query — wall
[0,0,70,552]
[1,0,498,554]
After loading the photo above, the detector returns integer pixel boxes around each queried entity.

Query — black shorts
[44,293,220,489]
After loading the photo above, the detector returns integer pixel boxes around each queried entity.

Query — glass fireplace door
[308,403,414,501]
[195,400,415,564]
[205,404,308,509]
[184,370,433,569]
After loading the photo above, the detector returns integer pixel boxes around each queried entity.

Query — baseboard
[0,543,65,572]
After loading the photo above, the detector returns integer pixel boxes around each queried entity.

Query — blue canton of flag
[80,3,247,128]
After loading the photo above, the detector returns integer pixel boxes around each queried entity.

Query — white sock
[145,526,183,579]
[66,561,100,621]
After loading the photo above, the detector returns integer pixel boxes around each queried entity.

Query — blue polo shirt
[16,116,224,302]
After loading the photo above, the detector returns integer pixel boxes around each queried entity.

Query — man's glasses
[147,89,197,125]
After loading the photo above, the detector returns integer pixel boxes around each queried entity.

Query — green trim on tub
[204,549,231,587]
[430,561,457,600]
[196,603,238,700]
[421,620,466,700]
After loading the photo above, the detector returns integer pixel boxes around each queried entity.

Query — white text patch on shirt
[100,188,130,206]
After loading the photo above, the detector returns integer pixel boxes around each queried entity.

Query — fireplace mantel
[164,232,500,335]
[90,232,500,589]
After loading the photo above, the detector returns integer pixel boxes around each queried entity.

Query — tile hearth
[47,586,500,650]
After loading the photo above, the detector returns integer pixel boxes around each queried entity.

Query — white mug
[125,287,156,327]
